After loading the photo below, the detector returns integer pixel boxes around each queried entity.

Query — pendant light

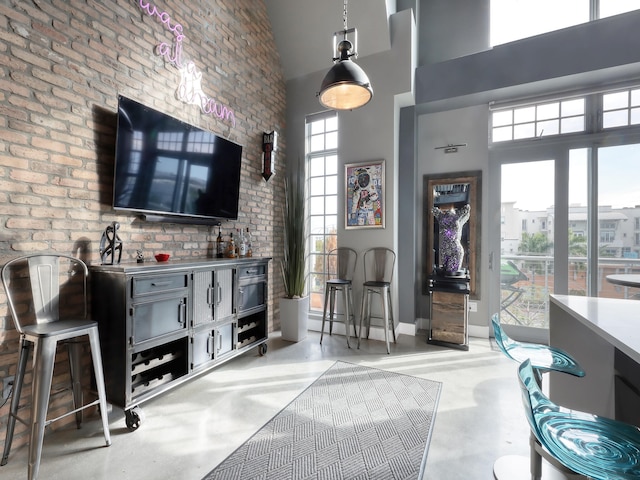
[318,0,373,110]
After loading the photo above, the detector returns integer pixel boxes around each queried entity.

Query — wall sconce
[262,131,277,181]
[318,0,373,111]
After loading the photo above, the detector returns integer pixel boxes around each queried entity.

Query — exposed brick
[0,0,285,447]
[30,21,68,45]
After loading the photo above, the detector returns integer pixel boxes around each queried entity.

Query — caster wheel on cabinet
[259,343,267,356]
[125,406,145,431]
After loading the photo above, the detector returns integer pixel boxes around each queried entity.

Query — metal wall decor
[99,221,123,265]
[345,160,384,229]
[262,131,277,181]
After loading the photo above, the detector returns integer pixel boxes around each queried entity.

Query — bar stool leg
[529,432,542,480]
[67,340,83,429]
[342,286,351,348]
[347,286,356,339]
[88,328,111,446]
[1,339,31,466]
[387,289,396,343]
[357,288,368,349]
[328,287,336,336]
[29,337,57,480]
[320,283,331,345]
[381,288,390,354]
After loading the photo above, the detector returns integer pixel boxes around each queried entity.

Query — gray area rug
[203,361,442,480]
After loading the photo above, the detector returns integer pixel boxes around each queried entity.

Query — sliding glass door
[489,139,640,342]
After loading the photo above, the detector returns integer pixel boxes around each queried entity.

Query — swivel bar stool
[358,247,396,354]
[492,313,585,480]
[320,247,358,348]
[1,254,111,480]
[519,359,640,479]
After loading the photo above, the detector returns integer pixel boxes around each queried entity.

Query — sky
[501,145,640,211]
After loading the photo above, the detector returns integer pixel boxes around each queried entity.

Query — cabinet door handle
[207,286,214,306]
[216,282,222,306]
[218,333,223,353]
[207,333,214,354]
[238,286,244,309]
[178,300,186,325]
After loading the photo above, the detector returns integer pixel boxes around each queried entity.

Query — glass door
[596,144,640,300]
[490,140,640,342]
[499,160,555,332]
[489,142,570,343]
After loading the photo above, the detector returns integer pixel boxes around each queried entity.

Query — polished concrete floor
[1,331,557,479]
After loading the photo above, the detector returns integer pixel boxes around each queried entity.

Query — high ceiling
[264,0,393,81]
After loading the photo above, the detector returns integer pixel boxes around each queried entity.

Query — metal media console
[90,257,270,430]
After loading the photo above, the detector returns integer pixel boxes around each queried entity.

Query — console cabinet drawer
[133,274,188,296]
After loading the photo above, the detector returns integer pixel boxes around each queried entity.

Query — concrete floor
[0,331,557,479]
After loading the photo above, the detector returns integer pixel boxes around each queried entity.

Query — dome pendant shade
[319,59,373,110]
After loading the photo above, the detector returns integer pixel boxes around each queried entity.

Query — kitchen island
[549,294,640,425]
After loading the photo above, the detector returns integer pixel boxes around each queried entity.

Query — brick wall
[0,0,286,450]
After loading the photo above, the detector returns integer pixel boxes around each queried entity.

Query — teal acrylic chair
[491,313,585,480]
[519,359,640,479]
[492,313,585,380]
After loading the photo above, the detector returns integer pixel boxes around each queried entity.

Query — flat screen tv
[113,96,243,224]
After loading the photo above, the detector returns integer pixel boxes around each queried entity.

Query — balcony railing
[500,254,640,328]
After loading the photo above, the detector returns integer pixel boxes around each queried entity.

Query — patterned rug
[203,361,442,480]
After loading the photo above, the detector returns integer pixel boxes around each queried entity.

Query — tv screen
[113,96,243,223]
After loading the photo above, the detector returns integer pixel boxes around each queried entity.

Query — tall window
[306,112,338,313]
[491,86,640,333]
[491,0,640,46]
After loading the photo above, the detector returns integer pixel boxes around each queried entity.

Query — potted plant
[279,174,308,342]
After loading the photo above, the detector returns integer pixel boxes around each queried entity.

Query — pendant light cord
[343,0,348,32]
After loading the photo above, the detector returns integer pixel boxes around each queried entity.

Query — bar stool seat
[320,248,358,348]
[491,313,585,480]
[358,247,396,354]
[1,254,111,480]
[519,359,640,479]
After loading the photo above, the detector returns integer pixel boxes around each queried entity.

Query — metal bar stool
[519,359,640,479]
[492,313,585,480]
[358,247,396,354]
[320,248,358,348]
[1,254,111,480]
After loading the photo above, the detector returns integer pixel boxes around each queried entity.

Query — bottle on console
[227,232,236,258]
[238,228,247,257]
[216,224,224,258]
[245,227,253,257]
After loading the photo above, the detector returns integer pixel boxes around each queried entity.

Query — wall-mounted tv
[113,96,243,224]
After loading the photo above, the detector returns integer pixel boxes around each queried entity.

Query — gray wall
[285,2,640,336]
[286,10,415,333]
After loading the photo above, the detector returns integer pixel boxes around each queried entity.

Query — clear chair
[358,247,396,354]
[320,248,358,348]
[491,313,585,480]
[1,254,111,480]
[492,313,585,380]
[519,358,640,479]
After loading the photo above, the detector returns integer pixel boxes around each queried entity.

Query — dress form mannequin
[432,204,470,276]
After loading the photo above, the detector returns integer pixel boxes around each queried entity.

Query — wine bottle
[216,225,224,258]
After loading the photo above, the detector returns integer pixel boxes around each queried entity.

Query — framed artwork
[345,160,385,229]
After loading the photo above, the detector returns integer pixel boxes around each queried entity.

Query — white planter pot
[280,296,309,342]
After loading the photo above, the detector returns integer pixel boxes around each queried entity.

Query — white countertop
[551,295,640,364]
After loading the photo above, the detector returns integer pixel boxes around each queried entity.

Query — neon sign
[137,0,236,126]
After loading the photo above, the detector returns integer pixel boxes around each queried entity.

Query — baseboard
[308,317,490,340]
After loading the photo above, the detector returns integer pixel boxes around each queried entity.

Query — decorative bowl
[155,253,170,262]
